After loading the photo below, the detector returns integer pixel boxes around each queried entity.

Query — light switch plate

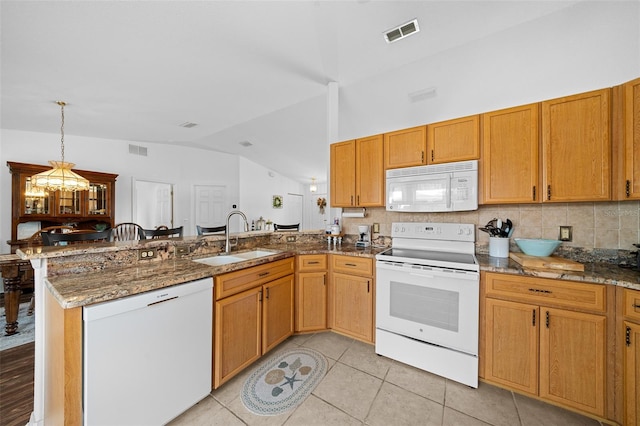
[559,226,572,242]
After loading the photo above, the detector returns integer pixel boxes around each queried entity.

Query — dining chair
[143,226,184,239]
[111,223,146,241]
[196,225,226,235]
[273,223,300,231]
[41,229,112,246]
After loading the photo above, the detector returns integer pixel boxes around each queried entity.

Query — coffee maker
[356,225,371,248]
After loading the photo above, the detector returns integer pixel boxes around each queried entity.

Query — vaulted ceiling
[1,1,580,184]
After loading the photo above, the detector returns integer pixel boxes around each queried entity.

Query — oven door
[376,261,479,355]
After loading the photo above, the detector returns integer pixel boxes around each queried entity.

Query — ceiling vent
[129,144,148,156]
[179,122,198,128]
[384,19,419,43]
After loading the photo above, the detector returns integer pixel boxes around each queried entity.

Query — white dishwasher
[83,277,213,425]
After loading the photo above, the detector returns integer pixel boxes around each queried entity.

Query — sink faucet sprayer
[225,210,249,254]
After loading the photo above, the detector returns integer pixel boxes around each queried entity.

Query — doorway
[133,179,174,230]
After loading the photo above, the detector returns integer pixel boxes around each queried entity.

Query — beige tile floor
[170,332,604,426]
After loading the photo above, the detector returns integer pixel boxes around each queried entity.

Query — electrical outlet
[559,226,573,242]
[286,236,296,243]
[138,248,157,260]
[372,223,380,233]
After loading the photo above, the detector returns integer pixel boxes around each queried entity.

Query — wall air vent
[384,19,419,43]
[129,144,148,156]
[179,122,198,128]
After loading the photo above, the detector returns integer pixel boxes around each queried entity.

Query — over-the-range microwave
[386,160,478,213]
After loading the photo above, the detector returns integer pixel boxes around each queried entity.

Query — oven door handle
[410,272,436,279]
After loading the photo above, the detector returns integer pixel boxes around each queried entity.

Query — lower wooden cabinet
[213,258,294,388]
[622,288,640,425]
[482,272,607,418]
[295,255,327,332]
[329,255,374,343]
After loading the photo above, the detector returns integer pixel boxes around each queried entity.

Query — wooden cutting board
[509,252,584,272]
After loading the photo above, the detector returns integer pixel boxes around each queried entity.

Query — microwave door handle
[446,176,452,209]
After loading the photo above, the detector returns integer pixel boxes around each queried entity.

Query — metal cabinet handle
[532,186,536,201]
[345,263,357,267]
[632,303,640,309]
[627,326,632,346]
[626,180,631,198]
[528,288,552,294]
[532,309,536,326]
[545,311,550,328]
[308,261,319,265]
[430,150,434,162]
[258,271,270,277]
[266,287,270,299]
[547,185,551,201]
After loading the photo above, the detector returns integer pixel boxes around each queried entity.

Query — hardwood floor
[0,342,34,426]
[1,291,35,426]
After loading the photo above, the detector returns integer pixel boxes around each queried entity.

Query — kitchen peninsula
[17,229,640,425]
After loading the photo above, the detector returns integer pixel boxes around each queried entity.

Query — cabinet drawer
[215,258,295,300]
[297,254,327,272]
[623,288,640,321]
[484,272,606,312]
[331,255,373,277]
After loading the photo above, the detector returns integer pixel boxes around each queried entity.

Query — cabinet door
[484,298,539,395]
[296,272,327,332]
[624,321,640,426]
[427,115,480,164]
[330,141,356,207]
[355,135,385,206]
[539,307,606,416]
[87,182,112,216]
[332,272,373,342]
[541,89,611,202]
[482,104,540,204]
[383,126,427,169]
[623,78,640,200]
[214,287,261,388]
[262,275,294,354]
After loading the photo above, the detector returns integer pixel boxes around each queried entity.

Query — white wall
[0,129,242,252]
[337,1,640,141]
[238,157,305,230]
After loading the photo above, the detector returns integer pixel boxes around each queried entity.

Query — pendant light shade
[31,160,90,191]
[31,101,89,192]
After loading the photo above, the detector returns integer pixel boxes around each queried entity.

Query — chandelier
[30,101,90,192]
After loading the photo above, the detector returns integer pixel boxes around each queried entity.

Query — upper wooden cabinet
[481,104,540,204]
[541,89,611,202]
[330,135,384,207]
[383,126,426,169]
[7,161,117,249]
[427,115,480,164]
[613,77,640,200]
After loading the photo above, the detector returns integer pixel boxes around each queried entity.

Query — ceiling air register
[384,19,420,43]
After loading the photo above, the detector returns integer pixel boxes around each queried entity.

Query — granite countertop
[46,243,387,309]
[477,254,640,291]
[43,242,640,309]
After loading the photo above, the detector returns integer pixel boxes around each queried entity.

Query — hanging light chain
[58,101,66,163]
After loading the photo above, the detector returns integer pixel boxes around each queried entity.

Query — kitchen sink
[192,249,280,267]
[234,249,279,259]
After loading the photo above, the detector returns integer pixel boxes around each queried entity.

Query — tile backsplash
[341,201,640,252]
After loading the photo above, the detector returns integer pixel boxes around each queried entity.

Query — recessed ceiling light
[179,122,198,128]
[384,18,419,44]
[239,140,253,147]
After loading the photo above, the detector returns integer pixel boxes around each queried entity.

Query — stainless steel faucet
[224,210,249,254]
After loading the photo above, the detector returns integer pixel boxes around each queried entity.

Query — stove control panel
[391,222,475,242]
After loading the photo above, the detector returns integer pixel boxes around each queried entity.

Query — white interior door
[194,185,226,228]
[134,179,174,230]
